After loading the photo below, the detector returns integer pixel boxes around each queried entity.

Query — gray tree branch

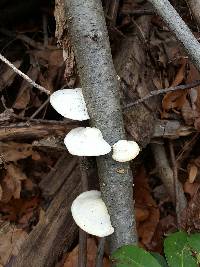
[64,0,137,252]
[149,0,200,73]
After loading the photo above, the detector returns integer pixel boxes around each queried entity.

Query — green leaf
[111,245,162,267]
[188,233,200,253]
[164,232,198,267]
[187,233,200,263]
[151,252,168,267]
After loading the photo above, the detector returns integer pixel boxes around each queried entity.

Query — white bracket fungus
[50,88,89,121]
[112,140,140,162]
[64,127,111,156]
[71,190,114,237]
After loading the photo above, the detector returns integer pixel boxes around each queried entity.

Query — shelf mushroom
[112,140,140,162]
[50,88,89,121]
[64,127,111,156]
[71,190,114,237]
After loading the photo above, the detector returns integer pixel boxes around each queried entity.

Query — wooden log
[0,120,78,141]
[12,156,81,267]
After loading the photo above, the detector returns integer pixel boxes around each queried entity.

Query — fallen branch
[169,141,186,227]
[148,0,200,73]
[0,120,78,141]
[151,142,187,224]
[0,53,50,95]
[65,0,137,252]
[125,80,200,109]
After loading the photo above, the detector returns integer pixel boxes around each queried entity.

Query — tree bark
[65,0,137,252]
[149,0,200,73]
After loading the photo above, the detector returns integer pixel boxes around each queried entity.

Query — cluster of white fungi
[50,88,140,237]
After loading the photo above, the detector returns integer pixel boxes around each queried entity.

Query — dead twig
[43,14,49,47]
[78,157,89,267]
[176,133,199,163]
[95,238,105,267]
[125,80,200,109]
[0,53,50,95]
[30,97,50,119]
[120,9,154,16]
[78,229,87,267]
[169,141,187,228]
[151,142,187,221]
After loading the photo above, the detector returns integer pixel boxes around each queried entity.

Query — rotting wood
[65,0,137,252]
[0,120,78,141]
[12,156,81,267]
[39,154,78,199]
[153,120,195,139]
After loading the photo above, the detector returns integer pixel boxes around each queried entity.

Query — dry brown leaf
[29,49,64,93]
[181,186,200,231]
[32,49,63,67]
[0,197,39,223]
[0,60,22,90]
[187,64,200,111]
[187,164,198,183]
[13,67,39,110]
[0,142,40,163]
[181,99,195,125]
[0,223,28,266]
[63,238,110,267]
[183,180,200,198]
[171,60,186,87]
[134,168,160,248]
[150,215,176,253]
[135,207,149,222]
[162,60,187,115]
[162,90,187,111]
[1,163,27,202]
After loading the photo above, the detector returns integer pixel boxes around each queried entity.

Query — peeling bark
[65,0,137,252]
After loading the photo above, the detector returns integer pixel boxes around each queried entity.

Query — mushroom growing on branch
[50,88,89,121]
[112,140,140,162]
[71,190,114,237]
[64,127,111,156]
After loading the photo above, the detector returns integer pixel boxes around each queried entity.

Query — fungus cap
[50,88,89,121]
[112,140,140,162]
[64,127,111,156]
[71,190,114,237]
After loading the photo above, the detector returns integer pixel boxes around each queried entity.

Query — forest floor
[1,0,200,266]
